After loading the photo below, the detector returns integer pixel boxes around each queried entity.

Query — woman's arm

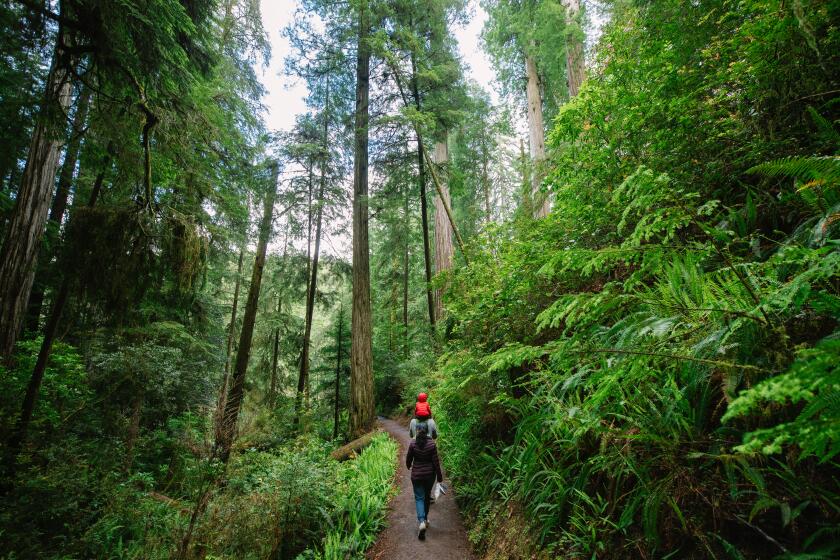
[406,442,414,470]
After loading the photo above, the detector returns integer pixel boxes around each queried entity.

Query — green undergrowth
[0,340,397,560]
[424,1,840,558]
[299,433,398,560]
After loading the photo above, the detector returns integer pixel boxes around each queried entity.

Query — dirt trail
[367,418,475,560]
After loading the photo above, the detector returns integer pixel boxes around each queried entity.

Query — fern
[724,335,840,461]
[806,106,840,149]
[748,156,840,185]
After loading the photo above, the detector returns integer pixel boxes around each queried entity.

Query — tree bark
[0,31,74,360]
[24,88,94,333]
[564,0,584,98]
[432,137,453,320]
[333,303,344,440]
[215,163,279,463]
[410,52,436,331]
[525,54,549,218]
[4,155,110,468]
[402,185,410,355]
[349,0,375,439]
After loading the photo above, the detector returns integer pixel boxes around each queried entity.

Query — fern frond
[798,388,840,421]
[748,156,840,184]
[807,106,840,148]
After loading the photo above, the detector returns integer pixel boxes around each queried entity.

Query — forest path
[367,418,475,560]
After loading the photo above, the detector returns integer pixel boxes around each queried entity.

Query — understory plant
[433,0,840,557]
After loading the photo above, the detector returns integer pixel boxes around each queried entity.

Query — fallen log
[330,429,383,461]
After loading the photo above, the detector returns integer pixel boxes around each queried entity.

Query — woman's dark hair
[416,423,428,448]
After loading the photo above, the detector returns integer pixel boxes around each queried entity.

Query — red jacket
[415,393,431,418]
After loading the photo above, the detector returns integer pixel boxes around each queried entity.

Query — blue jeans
[412,478,435,522]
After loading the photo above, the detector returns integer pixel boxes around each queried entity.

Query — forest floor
[367,417,475,560]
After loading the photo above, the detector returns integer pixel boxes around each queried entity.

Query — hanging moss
[61,205,209,322]
[161,209,209,297]
[63,205,157,319]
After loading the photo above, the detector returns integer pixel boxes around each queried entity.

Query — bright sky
[258,0,496,134]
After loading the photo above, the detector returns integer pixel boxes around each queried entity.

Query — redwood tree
[349,0,375,438]
[0,27,73,360]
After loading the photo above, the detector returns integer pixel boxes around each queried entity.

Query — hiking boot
[418,521,427,540]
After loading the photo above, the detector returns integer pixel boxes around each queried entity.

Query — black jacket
[406,438,443,482]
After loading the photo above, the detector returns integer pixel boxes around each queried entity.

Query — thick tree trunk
[4,156,109,468]
[215,163,279,463]
[333,303,344,440]
[402,186,410,355]
[0,35,74,360]
[432,137,453,320]
[24,88,94,333]
[349,0,375,439]
[564,0,584,98]
[525,54,549,218]
[410,53,436,331]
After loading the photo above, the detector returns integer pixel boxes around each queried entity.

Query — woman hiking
[405,423,443,540]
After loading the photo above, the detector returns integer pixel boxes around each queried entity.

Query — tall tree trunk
[214,244,244,442]
[216,163,279,463]
[0,31,74,360]
[349,0,375,439]
[564,0,584,98]
[4,155,110,469]
[410,51,436,331]
[306,159,314,287]
[525,54,549,218]
[482,154,492,224]
[402,185,410,356]
[519,138,531,212]
[296,78,330,429]
[225,246,245,376]
[432,137,453,320]
[333,303,344,440]
[49,88,92,229]
[295,168,325,427]
[24,88,93,334]
[389,265,397,352]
